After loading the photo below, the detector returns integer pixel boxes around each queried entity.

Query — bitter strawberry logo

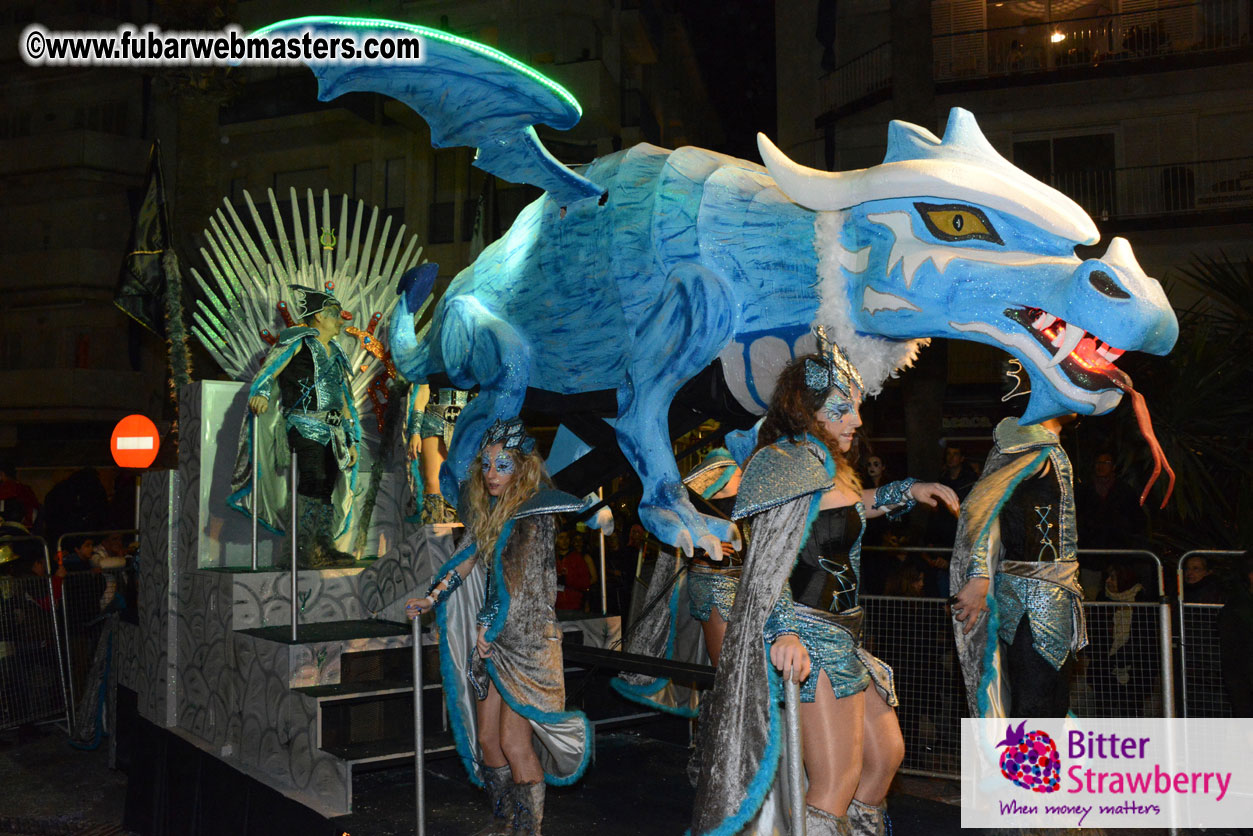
[996,720,1061,793]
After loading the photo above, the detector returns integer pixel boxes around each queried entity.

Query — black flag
[114,142,173,336]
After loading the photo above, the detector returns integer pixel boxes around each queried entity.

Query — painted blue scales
[259,17,1178,557]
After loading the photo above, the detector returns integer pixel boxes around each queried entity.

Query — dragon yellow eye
[927,210,987,237]
[914,202,1003,245]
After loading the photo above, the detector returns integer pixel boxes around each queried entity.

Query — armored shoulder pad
[512,488,585,520]
[276,325,313,344]
[731,440,833,520]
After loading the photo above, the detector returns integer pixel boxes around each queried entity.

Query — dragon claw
[696,534,724,564]
[675,530,695,558]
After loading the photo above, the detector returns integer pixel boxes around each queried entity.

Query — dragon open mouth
[1005,307,1124,391]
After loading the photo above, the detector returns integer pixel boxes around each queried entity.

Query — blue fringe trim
[434,543,484,787]
[608,574,700,718]
[688,651,785,836]
[972,448,1050,718]
[691,447,831,835]
[484,659,594,786]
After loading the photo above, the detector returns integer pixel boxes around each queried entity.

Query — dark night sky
[678,1,777,160]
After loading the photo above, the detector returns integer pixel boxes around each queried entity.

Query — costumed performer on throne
[229,284,360,569]
[406,418,591,836]
[692,332,958,836]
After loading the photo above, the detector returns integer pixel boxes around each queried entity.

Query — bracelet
[874,477,918,520]
[425,567,463,605]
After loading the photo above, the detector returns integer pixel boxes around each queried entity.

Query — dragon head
[760,108,1178,423]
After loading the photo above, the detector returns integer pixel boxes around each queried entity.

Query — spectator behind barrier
[1218,556,1253,717]
[0,460,40,530]
[1182,555,1224,603]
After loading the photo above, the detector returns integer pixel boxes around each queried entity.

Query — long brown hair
[463,446,551,557]
[756,353,863,498]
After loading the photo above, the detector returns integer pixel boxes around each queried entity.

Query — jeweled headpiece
[481,417,536,455]
[804,325,864,399]
[289,284,337,320]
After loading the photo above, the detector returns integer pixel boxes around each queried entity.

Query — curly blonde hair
[463,446,551,557]
[756,353,863,499]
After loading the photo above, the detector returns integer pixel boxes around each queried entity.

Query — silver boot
[847,798,887,836]
[472,764,513,836]
[806,804,852,836]
[511,781,545,835]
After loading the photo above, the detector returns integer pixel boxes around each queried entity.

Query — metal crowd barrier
[1176,549,1247,717]
[860,546,1176,779]
[53,530,139,715]
[0,534,71,733]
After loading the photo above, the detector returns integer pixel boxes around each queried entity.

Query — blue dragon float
[257,17,1178,556]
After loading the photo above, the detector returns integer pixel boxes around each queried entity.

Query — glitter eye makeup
[493,453,516,475]
[822,392,854,423]
[480,453,492,474]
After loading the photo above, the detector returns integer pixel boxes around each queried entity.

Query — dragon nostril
[1089,270,1130,299]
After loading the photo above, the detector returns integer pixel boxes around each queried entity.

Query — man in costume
[949,411,1087,717]
[229,285,360,569]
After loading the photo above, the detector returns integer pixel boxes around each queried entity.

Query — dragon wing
[253,17,605,206]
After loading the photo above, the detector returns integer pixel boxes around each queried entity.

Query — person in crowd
[692,336,958,836]
[1092,560,1154,716]
[38,468,108,548]
[1076,451,1148,548]
[0,460,40,530]
[231,285,360,569]
[406,418,589,835]
[862,455,887,489]
[1218,555,1253,716]
[1075,451,1149,595]
[925,443,979,547]
[950,412,1087,718]
[1181,554,1224,604]
[555,530,592,612]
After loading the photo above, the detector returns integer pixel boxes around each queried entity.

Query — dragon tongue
[1109,369,1176,509]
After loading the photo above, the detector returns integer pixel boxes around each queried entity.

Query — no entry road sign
[110,414,160,468]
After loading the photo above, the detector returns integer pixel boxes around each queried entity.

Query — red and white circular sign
[110,414,160,469]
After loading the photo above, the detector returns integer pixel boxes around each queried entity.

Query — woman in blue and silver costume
[406,418,590,836]
[683,447,743,665]
[691,339,959,836]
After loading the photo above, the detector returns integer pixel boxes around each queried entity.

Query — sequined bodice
[790,505,863,612]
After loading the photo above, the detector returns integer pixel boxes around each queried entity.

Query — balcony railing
[934,0,1249,82]
[1052,157,1253,221]
[823,1,1249,114]
[819,42,892,117]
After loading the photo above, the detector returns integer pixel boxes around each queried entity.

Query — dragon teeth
[1032,312,1058,330]
[1097,345,1124,363]
[1047,323,1085,367]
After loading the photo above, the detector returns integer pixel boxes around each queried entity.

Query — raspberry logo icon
[996,720,1061,793]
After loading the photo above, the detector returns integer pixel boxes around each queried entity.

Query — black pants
[286,429,336,502]
[1005,616,1073,717]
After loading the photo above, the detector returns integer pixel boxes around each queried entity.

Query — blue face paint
[493,452,516,475]
[821,391,855,423]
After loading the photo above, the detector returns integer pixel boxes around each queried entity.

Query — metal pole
[134,474,141,533]
[251,413,259,571]
[412,615,426,836]
[415,614,431,836]
[784,677,805,834]
[39,538,74,733]
[598,488,607,616]
[290,455,298,642]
